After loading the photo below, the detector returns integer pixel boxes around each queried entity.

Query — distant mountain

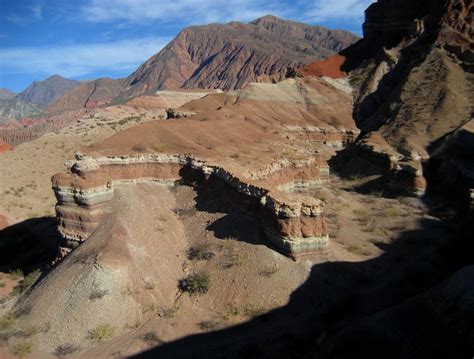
[0,88,15,101]
[0,99,43,124]
[46,78,124,115]
[122,15,359,97]
[15,74,80,106]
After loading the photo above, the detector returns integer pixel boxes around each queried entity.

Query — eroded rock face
[310,0,473,197]
[52,153,329,259]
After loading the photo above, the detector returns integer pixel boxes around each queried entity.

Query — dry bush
[178,272,210,295]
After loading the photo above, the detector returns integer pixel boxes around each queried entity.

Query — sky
[0,0,375,93]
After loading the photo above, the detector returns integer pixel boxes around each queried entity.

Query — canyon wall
[52,153,330,259]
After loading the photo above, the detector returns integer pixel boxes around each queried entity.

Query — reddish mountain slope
[121,15,359,97]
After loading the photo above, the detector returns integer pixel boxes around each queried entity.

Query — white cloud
[82,0,286,24]
[0,37,170,77]
[306,0,375,23]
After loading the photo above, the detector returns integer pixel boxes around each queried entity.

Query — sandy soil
[0,105,166,225]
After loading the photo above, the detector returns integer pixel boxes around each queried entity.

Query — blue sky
[0,0,375,93]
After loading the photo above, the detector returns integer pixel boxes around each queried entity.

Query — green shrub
[12,269,41,295]
[0,314,16,330]
[88,325,115,342]
[178,272,210,295]
[11,341,33,357]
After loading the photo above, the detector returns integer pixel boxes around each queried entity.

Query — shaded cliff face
[121,15,359,97]
[308,0,473,197]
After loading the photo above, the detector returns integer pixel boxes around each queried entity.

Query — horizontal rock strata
[52,153,329,259]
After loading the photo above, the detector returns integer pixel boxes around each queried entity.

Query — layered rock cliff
[52,153,330,259]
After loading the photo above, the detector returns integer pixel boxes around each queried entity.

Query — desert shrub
[178,272,210,295]
[198,320,223,332]
[243,304,266,318]
[139,332,162,346]
[89,289,109,300]
[219,241,244,269]
[187,244,215,261]
[0,282,4,288]
[347,245,371,256]
[0,314,15,330]
[258,266,279,278]
[9,269,23,279]
[166,108,177,119]
[54,343,80,358]
[144,280,155,290]
[12,269,41,295]
[88,325,115,342]
[132,144,148,153]
[11,341,33,357]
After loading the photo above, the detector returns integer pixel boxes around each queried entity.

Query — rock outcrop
[304,0,473,197]
[52,153,329,259]
[121,15,359,97]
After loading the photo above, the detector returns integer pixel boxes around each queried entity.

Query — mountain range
[0,16,359,123]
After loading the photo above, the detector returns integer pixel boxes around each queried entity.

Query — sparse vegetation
[178,272,210,295]
[0,314,16,330]
[139,332,162,346]
[12,269,41,295]
[219,241,244,269]
[132,144,148,153]
[198,320,223,332]
[88,325,115,343]
[9,269,24,279]
[11,341,33,357]
[347,245,372,256]
[144,279,156,290]
[187,243,215,261]
[89,289,109,300]
[259,265,279,277]
[54,343,80,358]
[243,304,266,318]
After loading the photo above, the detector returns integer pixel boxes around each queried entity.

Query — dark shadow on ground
[132,183,474,359]
[0,217,61,274]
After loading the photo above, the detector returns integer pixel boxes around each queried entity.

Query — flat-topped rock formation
[50,77,358,259]
[52,153,329,259]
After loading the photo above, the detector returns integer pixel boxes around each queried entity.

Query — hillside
[15,74,79,106]
[0,89,15,101]
[45,78,124,116]
[121,15,359,97]
[0,75,80,123]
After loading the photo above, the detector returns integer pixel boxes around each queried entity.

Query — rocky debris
[121,15,359,97]
[52,153,329,259]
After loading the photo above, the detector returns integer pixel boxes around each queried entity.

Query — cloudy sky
[0,0,375,92]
